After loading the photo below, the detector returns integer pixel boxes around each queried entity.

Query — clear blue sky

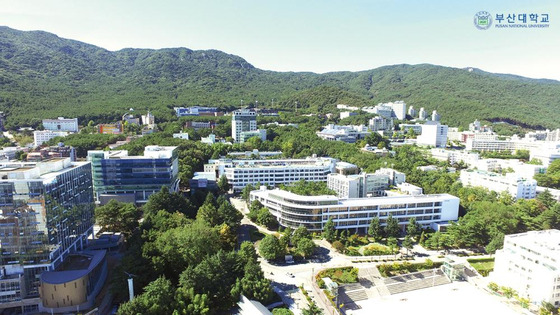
[1,0,558,80]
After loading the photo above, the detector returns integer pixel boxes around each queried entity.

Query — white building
[250,187,460,232]
[369,116,393,131]
[416,122,448,148]
[418,107,427,120]
[460,170,537,199]
[340,111,357,120]
[33,130,68,147]
[430,148,480,166]
[363,101,406,120]
[531,143,560,167]
[407,106,416,118]
[375,168,406,185]
[239,129,267,143]
[492,230,560,306]
[547,129,560,142]
[327,173,390,198]
[399,123,423,135]
[431,110,440,122]
[389,101,407,120]
[232,109,257,143]
[141,110,155,126]
[42,117,78,132]
[172,132,190,140]
[204,157,338,191]
[316,124,370,143]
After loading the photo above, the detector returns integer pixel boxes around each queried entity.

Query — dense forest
[1,26,560,130]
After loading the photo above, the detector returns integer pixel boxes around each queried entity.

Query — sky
[1,0,559,80]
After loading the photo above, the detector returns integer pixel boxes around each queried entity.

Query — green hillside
[0,26,559,129]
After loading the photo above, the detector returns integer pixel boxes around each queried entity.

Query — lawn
[467,257,494,277]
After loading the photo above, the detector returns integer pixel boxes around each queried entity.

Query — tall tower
[418,107,427,120]
[232,109,257,143]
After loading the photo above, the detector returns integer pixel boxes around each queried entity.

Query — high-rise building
[416,122,448,148]
[141,110,155,126]
[42,117,78,133]
[0,158,95,313]
[407,106,416,118]
[431,110,441,122]
[492,230,560,307]
[232,109,257,143]
[418,107,427,120]
[87,146,179,204]
[460,169,537,199]
[327,172,390,198]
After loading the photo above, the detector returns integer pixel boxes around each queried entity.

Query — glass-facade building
[87,146,179,204]
[0,158,94,312]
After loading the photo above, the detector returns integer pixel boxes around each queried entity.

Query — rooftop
[507,229,560,252]
[41,250,106,284]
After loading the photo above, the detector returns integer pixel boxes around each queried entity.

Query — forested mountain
[1,26,559,129]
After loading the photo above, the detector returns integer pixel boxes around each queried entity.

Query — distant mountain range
[0,26,559,129]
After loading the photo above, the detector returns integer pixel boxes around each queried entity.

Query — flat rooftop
[348,282,520,315]
[506,229,560,252]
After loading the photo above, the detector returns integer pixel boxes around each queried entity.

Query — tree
[297,238,316,259]
[144,186,195,219]
[302,301,323,315]
[217,174,229,194]
[291,225,310,245]
[402,235,413,256]
[368,217,382,242]
[332,240,345,253]
[485,233,504,255]
[117,277,176,315]
[239,241,258,264]
[406,217,419,238]
[322,217,336,243]
[95,199,140,236]
[259,234,284,260]
[257,208,276,229]
[387,237,398,257]
[385,214,400,238]
[239,259,274,303]
[501,286,517,299]
[242,184,255,202]
[537,189,557,209]
[174,286,210,315]
[216,198,243,232]
[272,308,294,315]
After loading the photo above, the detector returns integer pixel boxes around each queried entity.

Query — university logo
[474,11,492,30]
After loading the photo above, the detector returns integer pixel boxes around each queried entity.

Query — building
[232,109,257,143]
[33,130,69,147]
[340,111,357,120]
[172,132,190,140]
[42,117,78,133]
[201,134,218,145]
[204,157,338,192]
[174,106,223,117]
[250,187,459,232]
[369,116,394,131]
[228,150,283,159]
[98,123,122,134]
[431,110,440,122]
[122,113,140,125]
[39,250,107,313]
[492,230,560,306]
[0,158,95,313]
[184,120,217,130]
[87,146,179,204]
[547,129,560,142]
[407,106,416,118]
[375,168,406,185]
[189,172,218,194]
[141,110,155,126]
[416,122,448,148]
[363,101,406,120]
[430,148,480,166]
[337,104,359,111]
[316,124,370,143]
[399,123,423,135]
[531,143,560,167]
[418,107,427,120]
[239,129,267,143]
[460,170,537,199]
[327,172,390,198]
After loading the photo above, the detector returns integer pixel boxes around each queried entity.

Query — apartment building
[42,117,78,133]
[492,230,560,306]
[204,157,338,191]
[460,170,537,199]
[33,130,68,147]
[250,187,459,232]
